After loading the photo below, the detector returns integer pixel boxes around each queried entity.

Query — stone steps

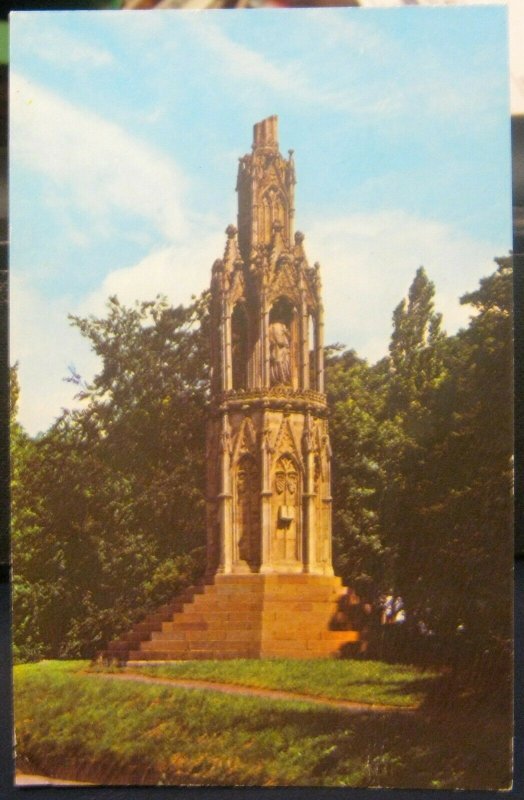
[103,573,360,663]
[101,583,208,663]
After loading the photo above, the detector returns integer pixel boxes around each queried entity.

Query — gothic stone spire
[236,115,296,263]
[207,118,332,579]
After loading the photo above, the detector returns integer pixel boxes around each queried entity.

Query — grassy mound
[14,660,512,789]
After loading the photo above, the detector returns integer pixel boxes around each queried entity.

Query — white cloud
[10,72,188,242]
[183,14,377,116]
[13,207,506,435]
[305,210,504,362]
[183,11,504,123]
[11,229,227,436]
[10,275,100,436]
[187,16,317,103]
[13,17,115,68]
[306,7,394,56]
[77,230,225,318]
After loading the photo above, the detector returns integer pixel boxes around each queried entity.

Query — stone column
[316,306,325,394]
[259,409,273,573]
[303,414,317,574]
[322,429,334,576]
[261,299,270,389]
[252,201,259,250]
[223,301,233,392]
[217,412,233,574]
[301,293,309,390]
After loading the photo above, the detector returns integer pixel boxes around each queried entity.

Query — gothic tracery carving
[274,455,298,501]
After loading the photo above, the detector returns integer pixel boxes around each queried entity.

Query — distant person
[393,596,406,624]
[380,591,395,625]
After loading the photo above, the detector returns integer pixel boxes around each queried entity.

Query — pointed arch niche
[269,297,298,389]
[260,184,287,243]
[234,453,260,571]
[231,302,249,391]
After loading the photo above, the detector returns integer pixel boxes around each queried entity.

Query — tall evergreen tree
[423,258,513,654]
[381,268,451,606]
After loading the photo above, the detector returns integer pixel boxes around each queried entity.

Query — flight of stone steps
[103,574,359,663]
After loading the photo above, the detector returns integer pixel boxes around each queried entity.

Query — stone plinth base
[105,574,358,663]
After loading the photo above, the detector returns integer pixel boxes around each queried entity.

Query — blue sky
[10,6,512,434]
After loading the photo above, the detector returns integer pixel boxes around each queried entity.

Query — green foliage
[11,258,513,673]
[411,258,513,645]
[327,350,396,590]
[14,660,511,788]
[328,259,513,668]
[11,295,210,659]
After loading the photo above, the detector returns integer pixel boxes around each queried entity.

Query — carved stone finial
[295,231,304,244]
[226,224,238,239]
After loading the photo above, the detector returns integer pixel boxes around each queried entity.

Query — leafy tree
[12,294,210,659]
[381,268,452,605]
[328,259,512,674]
[11,365,48,662]
[415,258,513,656]
[383,259,512,666]
[12,259,512,671]
[68,293,210,560]
[327,349,396,595]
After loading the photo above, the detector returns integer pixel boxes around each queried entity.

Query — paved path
[16,773,93,786]
[87,670,417,714]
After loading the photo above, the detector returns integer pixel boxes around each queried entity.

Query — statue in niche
[269,321,291,385]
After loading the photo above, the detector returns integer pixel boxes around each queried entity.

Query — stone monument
[206,114,333,579]
[106,117,358,661]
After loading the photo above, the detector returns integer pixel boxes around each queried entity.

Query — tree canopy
[11,261,513,669]
[12,294,210,660]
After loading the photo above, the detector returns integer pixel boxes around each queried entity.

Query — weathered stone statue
[269,321,291,385]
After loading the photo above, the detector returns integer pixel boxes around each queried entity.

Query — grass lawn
[113,658,437,707]
[14,659,512,789]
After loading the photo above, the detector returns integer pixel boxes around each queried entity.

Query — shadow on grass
[33,700,509,789]
[15,657,512,789]
[338,637,513,789]
[265,689,512,789]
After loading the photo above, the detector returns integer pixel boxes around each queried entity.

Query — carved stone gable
[273,416,303,469]
[233,416,258,463]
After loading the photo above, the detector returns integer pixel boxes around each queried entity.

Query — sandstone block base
[104,574,358,662]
